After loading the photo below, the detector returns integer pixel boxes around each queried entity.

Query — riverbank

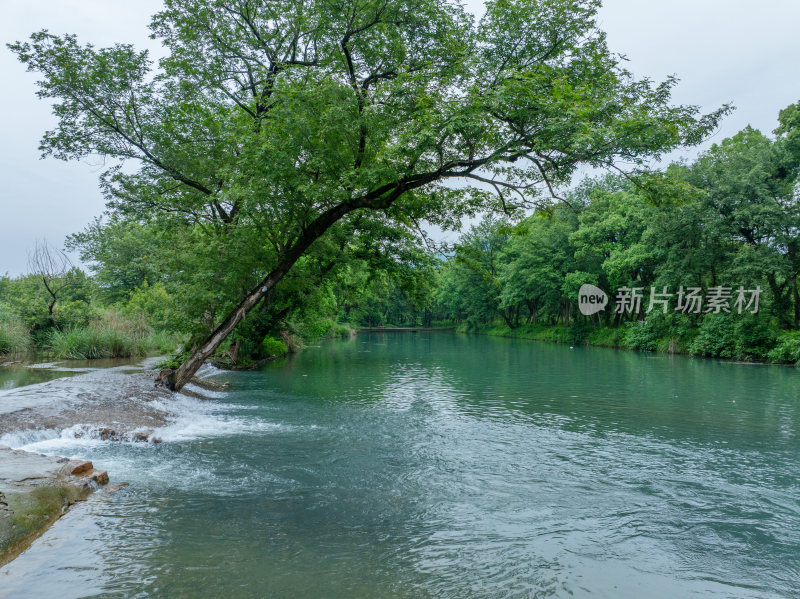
[455,321,800,365]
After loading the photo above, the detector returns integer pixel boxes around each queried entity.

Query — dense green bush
[47,310,182,360]
[586,326,627,347]
[688,314,737,358]
[732,315,777,360]
[123,282,177,331]
[54,300,97,329]
[567,320,592,345]
[287,318,352,341]
[261,336,289,358]
[625,320,660,352]
[768,331,800,364]
[687,313,776,360]
[47,325,146,359]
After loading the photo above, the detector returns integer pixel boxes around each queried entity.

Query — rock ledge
[0,445,109,566]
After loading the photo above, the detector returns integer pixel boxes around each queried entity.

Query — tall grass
[0,304,31,356]
[47,326,146,359]
[47,311,183,360]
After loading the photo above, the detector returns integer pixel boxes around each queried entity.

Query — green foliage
[768,331,800,364]
[479,322,571,344]
[47,326,144,360]
[66,218,165,302]
[732,315,778,360]
[53,300,97,329]
[688,314,738,359]
[122,282,177,331]
[586,327,628,348]
[687,314,776,360]
[567,320,592,345]
[0,303,32,356]
[10,1,800,371]
[261,336,288,358]
[0,270,98,333]
[426,100,800,364]
[9,0,725,377]
[287,318,352,342]
[625,320,660,352]
[46,311,182,360]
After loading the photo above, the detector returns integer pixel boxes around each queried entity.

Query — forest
[2,100,799,366]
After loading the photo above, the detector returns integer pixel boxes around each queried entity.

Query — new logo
[578,284,608,316]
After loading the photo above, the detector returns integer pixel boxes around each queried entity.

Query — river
[1,332,798,597]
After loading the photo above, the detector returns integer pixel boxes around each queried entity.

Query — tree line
[363,103,800,362]
[3,102,800,365]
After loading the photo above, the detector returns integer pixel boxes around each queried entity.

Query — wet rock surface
[0,446,111,566]
[0,361,220,444]
[0,370,173,438]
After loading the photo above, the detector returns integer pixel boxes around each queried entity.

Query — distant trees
[427,102,800,360]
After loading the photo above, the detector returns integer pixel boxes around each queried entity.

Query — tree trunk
[156,196,380,391]
[156,271,279,390]
[500,308,516,330]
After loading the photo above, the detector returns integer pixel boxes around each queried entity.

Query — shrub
[768,331,800,364]
[689,312,777,360]
[48,325,143,359]
[262,336,289,358]
[46,310,182,359]
[123,282,176,331]
[286,318,351,341]
[54,300,97,329]
[688,314,737,358]
[732,314,776,360]
[567,320,592,345]
[625,320,660,352]
[145,330,184,355]
[586,326,627,347]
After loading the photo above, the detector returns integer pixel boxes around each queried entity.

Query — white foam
[195,363,227,378]
[0,425,111,453]
[0,369,310,463]
[148,394,287,442]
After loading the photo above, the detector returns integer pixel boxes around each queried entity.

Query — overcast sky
[2,0,799,275]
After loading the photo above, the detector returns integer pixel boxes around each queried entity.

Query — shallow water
[0,363,78,391]
[1,333,799,598]
[0,356,160,393]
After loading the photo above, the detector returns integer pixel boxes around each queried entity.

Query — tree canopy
[10,0,726,389]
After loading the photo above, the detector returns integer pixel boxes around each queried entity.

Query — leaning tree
[10,0,728,390]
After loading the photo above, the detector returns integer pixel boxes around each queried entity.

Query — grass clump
[0,303,32,356]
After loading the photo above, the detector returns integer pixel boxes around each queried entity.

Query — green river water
[0,332,798,597]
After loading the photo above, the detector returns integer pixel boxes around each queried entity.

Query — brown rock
[133,432,149,442]
[68,460,93,475]
[151,437,162,444]
[91,470,109,485]
[98,427,115,441]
